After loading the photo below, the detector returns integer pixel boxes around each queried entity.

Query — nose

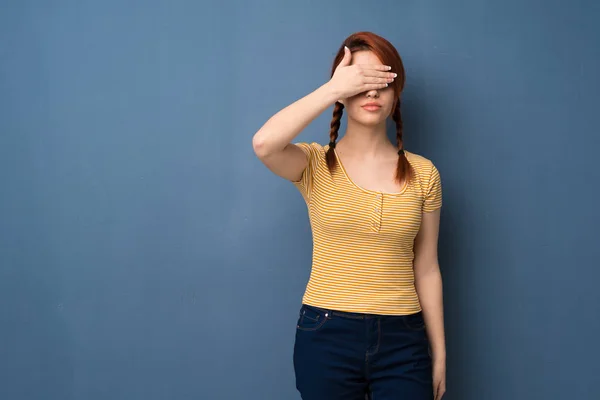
[366,89,380,98]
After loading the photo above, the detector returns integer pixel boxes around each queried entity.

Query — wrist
[320,81,342,103]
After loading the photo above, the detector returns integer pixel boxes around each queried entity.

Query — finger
[359,64,393,72]
[362,70,397,79]
[436,384,444,400]
[363,83,390,91]
[337,46,352,68]
[363,76,395,84]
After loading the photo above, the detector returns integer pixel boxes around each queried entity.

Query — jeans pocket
[296,305,330,332]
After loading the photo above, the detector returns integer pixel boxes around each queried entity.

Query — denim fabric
[293,304,433,400]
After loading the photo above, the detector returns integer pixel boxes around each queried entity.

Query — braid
[392,99,413,185]
[393,99,404,152]
[326,102,344,172]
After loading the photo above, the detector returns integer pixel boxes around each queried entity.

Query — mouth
[361,103,382,112]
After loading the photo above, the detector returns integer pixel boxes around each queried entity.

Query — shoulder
[294,142,329,165]
[405,151,440,176]
[405,150,443,197]
[294,141,327,155]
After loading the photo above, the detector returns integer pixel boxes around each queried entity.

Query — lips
[362,103,382,111]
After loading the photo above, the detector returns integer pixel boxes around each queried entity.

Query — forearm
[252,82,339,156]
[414,265,446,362]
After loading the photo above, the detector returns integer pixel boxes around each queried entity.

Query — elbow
[252,133,267,158]
[252,131,275,159]
[413,260,441,278]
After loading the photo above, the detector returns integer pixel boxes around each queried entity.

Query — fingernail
[387,66,392,70]
[394,73,398,77]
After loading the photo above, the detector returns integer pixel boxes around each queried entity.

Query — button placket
[372,193,383,231]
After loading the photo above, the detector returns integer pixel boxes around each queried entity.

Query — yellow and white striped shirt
[292,142,443,315]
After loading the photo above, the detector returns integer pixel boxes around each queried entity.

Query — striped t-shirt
[292,142,443,315]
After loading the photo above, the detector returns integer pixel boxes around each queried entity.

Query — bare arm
[252,46,395,182]
[413,208,445,359]
[413,207,446,400]
[251,82,339,182]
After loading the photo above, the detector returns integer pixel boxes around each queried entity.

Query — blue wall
[1,1,598,399]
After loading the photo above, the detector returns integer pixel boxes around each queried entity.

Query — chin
[349,114,387,127]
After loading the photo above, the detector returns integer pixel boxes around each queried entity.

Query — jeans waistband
[302,303,422,320]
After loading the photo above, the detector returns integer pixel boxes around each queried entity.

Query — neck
[337,119,392,158]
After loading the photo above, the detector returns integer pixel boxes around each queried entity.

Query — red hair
[326,31,413,186]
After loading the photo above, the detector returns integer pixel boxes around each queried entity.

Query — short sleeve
[423,163,443,212]
[291,142,321,203]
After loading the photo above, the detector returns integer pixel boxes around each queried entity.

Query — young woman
[252,31,446,400]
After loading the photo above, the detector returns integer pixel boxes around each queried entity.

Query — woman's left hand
[432,359,446,400]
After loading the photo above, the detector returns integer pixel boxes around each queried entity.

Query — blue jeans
[293,304,433,400]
